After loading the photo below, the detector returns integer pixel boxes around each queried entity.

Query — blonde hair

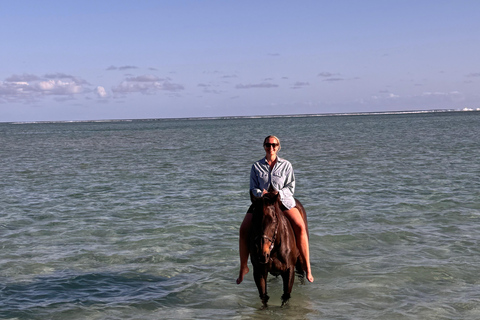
[263,135,281,151]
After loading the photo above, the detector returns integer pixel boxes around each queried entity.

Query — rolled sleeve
[272,160,296,209]
[250,165,264,198]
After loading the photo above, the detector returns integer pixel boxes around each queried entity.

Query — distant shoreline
[5,108,479,125]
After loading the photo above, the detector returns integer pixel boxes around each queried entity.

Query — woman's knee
[285,208,306,234]
[294,223,307,238]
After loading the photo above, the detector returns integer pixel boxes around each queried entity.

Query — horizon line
[5,108,479,125]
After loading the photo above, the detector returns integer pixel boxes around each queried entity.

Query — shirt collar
[261,156,284,165]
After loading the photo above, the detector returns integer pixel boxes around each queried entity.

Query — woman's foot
[306,272,314,283]
[236,266,249,284]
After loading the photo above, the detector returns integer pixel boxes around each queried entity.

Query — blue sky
[1,0,479,122]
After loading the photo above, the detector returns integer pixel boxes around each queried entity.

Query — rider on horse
[237,135,314,284]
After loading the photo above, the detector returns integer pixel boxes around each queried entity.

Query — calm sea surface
[1,112,480,319]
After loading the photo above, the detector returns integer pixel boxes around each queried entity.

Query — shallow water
[1,112,480,319]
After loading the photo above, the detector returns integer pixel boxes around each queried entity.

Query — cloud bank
[1,71,185,104]
[0,73,89,103]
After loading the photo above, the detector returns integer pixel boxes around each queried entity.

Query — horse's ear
[263,191,279,205]
[267,185,279,196]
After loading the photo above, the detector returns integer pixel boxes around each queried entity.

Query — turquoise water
[1,112,480,319]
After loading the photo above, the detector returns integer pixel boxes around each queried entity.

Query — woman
[237,135,314,284]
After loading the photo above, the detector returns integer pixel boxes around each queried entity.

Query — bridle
[255,208,279,253]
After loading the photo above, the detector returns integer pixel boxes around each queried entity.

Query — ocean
[1,111,480,319]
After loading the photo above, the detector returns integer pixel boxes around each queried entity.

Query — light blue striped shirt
[250,157,296,209]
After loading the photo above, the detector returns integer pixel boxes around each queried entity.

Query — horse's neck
[278,209,295,237]
[275,209,288,233]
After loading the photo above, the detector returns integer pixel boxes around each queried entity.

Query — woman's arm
[277,164,295,201]
[250,165,264,198]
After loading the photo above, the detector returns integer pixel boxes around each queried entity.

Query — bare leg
[284,207,314,282]
[237,212,252,284]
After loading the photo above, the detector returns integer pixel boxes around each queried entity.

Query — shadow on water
[0,271,193,319]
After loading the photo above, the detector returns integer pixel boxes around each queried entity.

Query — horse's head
[250,190,280,264]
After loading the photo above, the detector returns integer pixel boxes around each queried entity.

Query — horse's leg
[281,267,295,306]
[253,269,269,308]
[295,257,306,284]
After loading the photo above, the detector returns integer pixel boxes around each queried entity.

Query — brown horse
[249,190,308,307]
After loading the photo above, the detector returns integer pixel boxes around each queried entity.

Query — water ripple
[1,113,480,319]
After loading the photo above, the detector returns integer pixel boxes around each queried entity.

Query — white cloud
[125,75,163,82]
[235,83,279,89]
[119,65,138,71]
[95,86,108,98]
[37,80,56,91]
[6,73,40,82]
[323,78,344,82]
[318,72,339,77]
[44,73,89,84]
[162,82,184,92]
[421,91,460,96]
[291,81,310,89]
[36,79,83,95]
[106,65,139,71]
[112,75,184,95]
[0,73,93,103]
[0,81,32,98]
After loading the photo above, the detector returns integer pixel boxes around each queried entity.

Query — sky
[1,0,479,122]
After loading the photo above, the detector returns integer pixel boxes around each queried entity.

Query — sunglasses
[264,143,279,148]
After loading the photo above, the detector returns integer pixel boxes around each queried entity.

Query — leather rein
[256,209,279,252]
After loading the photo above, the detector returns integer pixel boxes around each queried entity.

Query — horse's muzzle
[255,235,274,264]
[258,252,271,264]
